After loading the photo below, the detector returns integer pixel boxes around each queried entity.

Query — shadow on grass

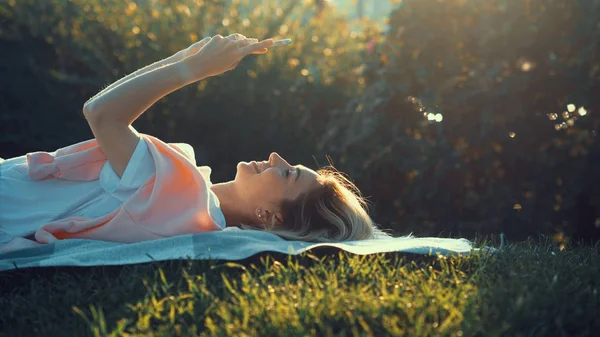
[460,235,600,337]
[0,244,453,336]
[6,235,598,337]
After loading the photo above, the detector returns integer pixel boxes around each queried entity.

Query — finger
[187,37,211,52]
[183,36,212,57]
[242,39,274,55]
[198,36,212,46]
[233,39,260,55]
[234,38,253,47]
[238,37,257,44]
[251,48,268,54]
[226,33,245,41]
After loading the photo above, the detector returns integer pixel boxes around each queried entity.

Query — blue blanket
[0,229,497,271]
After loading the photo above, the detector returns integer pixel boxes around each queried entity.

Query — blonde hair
[239,166,393,242]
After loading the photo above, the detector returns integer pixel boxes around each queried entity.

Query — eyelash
[285,169,291,178]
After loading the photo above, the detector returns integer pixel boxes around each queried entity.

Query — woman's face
[235,152,320,217]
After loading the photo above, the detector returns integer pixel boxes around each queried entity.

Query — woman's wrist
[167,51,184,64]
[175,59,208,85]
[175,61,191,84]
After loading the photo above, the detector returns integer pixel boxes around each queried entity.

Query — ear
[273,212,284,225]
[259,210,284,227]
[255,208,274,222]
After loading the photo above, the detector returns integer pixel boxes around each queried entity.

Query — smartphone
[272,38,292,47]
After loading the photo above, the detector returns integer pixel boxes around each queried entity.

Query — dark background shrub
[318,0,600,243]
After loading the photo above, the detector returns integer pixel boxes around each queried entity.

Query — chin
[235,162,253,178]
[234,162,244,178]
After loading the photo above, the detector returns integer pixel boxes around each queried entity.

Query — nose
[269,152,291,168]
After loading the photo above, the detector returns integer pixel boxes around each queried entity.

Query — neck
[210,181,253,227]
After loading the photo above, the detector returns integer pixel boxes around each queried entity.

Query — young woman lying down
[0,33,390,252]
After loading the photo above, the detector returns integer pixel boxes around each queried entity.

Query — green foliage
[0,0,379,178]
[2,0,599,242]
[318,0,600,242]
[1,238,599,336]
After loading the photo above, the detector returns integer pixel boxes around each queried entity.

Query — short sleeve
[168,143,196,165]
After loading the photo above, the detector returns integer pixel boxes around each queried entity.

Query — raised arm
[82,60,192,177]
[84,37,212,106]
[84,58,174,107]
[82,34,273,178]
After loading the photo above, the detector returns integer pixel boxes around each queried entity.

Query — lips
[252,161,269,173]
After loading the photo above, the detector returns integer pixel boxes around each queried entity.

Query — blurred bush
[0,0,378,178]
[318,0,600,243]
[1,0,599,243]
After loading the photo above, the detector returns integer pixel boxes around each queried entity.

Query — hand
[171,36,212,63]
[179,33,274,83]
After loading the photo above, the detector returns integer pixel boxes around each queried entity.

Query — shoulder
[168,143,196,164]
[138,134,197,165]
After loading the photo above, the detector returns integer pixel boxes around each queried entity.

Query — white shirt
[0,139,159,243]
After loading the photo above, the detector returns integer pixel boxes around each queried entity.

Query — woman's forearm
[83,61,204,126]
[84,55,178,106]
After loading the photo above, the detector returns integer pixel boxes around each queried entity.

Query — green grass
[1,236,598,337]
